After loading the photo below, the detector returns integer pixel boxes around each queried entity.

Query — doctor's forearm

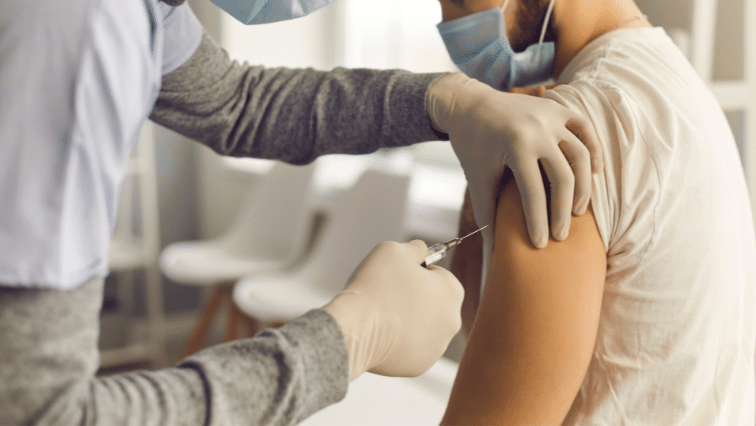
[0,279,349,426]
[151,32,447,165]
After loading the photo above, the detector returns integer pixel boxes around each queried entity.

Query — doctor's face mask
[437,0,557,91]
[210,0,337,25]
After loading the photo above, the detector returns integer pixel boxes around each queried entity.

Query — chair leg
[228,305,259,339]
[224,302,244,342]
[241,312,259,338]
[177,285,231,361]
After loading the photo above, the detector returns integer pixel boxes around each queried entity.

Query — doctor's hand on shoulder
[426,73,603,252]
[324,240,463,382]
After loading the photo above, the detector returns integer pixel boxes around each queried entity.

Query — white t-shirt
[544,28,756,425]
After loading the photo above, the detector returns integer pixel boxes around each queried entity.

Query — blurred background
[101,0,755,383]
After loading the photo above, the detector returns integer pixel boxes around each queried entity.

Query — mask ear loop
[535,0,556,62]
[500,0,511,12]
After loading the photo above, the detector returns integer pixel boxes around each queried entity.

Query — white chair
[105,121,166,368]
[160,161,317,359]
[232,164,412,325]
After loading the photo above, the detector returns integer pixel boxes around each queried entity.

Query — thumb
[468,182,496,242]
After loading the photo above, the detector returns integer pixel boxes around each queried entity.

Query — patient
[440,0,756,424]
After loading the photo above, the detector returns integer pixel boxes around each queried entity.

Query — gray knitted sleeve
[150,31,448,164]
[0,278,349,425]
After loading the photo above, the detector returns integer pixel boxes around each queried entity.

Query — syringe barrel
[422,243,447,267]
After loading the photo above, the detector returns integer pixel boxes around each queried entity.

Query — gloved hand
[426,72,603,249]
[323,240,463,381]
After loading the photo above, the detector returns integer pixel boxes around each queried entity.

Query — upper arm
[442,177,607,425]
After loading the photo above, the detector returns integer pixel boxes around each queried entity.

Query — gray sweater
[150,32,447,163]
[0,32,448,425]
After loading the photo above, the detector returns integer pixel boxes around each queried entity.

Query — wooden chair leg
[224,302,244,342]
[241,313,259,338]
[177,285,231,361]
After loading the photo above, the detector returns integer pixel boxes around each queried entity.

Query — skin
[440,0,652,424]
[444,176,606,425]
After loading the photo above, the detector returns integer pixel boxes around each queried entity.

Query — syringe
[421,225,489,268]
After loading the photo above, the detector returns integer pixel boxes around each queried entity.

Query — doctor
[0,0,601,424]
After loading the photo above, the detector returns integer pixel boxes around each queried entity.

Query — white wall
[637,0,744,81]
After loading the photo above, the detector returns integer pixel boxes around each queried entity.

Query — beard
[160,0,187,5]
[511,0,556,52]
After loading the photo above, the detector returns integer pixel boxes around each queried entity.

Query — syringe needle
[421,225,489,268]
[460,224,488,241]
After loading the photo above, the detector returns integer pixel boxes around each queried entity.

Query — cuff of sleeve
[387,72,450,145]
[178,309,349,425]
[280,309,350,405]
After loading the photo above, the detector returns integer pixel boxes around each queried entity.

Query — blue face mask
[210,0,337,25]
[437,0,556,91]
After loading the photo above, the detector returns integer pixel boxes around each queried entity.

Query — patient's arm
[449,85,558,338]
[442,176,606,425]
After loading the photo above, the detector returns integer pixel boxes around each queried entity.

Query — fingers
[509,85,549,97]
[558,129,592,215]
[510,158,549,249]
[564,113,604,173]
[429,265,466,301]
[468,180,496,241]
[539,146,574,242]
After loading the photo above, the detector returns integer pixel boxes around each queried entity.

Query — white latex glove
[426,72,604,249]
[323,240,463,381]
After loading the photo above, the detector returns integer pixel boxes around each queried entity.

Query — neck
[550,0,650,79]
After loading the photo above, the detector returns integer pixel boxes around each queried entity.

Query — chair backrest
[220,161,317,261]
[300,164,412,293]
